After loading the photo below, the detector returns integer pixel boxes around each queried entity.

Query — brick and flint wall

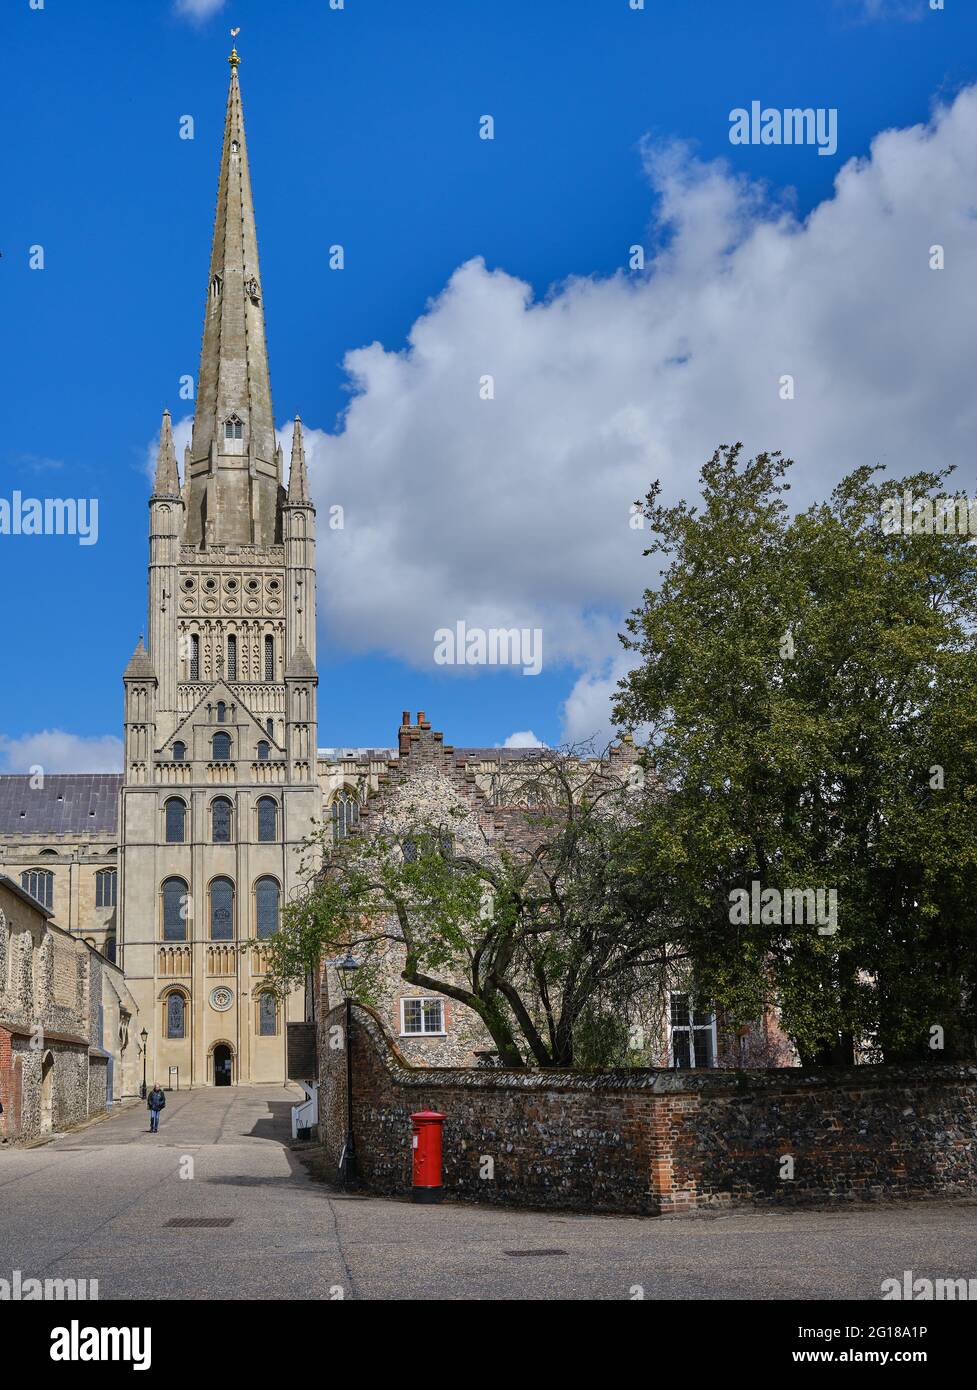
[319,1002,977,1215]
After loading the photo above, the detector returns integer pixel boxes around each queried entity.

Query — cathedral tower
[118,48,319,1088]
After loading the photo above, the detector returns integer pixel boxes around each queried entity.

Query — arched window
[212,732,231,762]
[21,869,53,909]
[212,797,232,843]
[210,877,234,941]
[265,718,274,738]
[257,797,277,842]
[104,934,117,965]
[258,992,278,1037]
[216,701,227,723]
[162,877,188,942]
[264,634,275,681]
[332,789,359,844]
[224,415,243,440]
[255,878,280,939]
[164,797,186,843]
[189,634,200,681]
[173,741,186,761]
[95,868,117,908]
[165,992,186,1039]
[257,740,269,761]
[226,635,237,682]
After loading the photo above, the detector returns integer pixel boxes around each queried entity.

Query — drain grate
[165,1217,234,1228]
[504,1248,568,1258]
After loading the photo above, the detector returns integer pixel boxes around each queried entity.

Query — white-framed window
[400,997,445,1036]
[668,992,716,1069]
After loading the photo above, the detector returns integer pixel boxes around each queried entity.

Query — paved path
[2,1086,975,1300]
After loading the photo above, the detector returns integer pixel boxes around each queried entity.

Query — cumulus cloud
[173,0,226,21]
[501,731,547,750]
[0,731,124,775]
[295,84,977,742]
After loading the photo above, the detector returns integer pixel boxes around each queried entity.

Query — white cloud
[173,0,226,21]
[296,84,977,741]
[844,0,926,20]
[0,731,124,775]
[501,731,546,749]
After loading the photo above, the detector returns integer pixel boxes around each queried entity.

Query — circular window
[226,579,238,592]
[204,578,217,592]
[182,577,196,592]
[210,987,233,1012]
[247,578,260,592]
[268,579,280,592]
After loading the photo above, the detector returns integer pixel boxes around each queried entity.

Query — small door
[213,1044,233,1087]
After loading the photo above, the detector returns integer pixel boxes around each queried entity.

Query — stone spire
[185,49,280,547]
[286,416,309,503]
[152,410,181,497]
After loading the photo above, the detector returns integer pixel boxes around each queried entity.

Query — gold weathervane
[229,27,241,68]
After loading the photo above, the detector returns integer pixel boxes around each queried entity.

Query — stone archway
[210,1041,234,1087]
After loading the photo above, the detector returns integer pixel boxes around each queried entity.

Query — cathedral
[0,51,546,1090]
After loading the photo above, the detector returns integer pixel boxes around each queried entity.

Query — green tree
[615,446,977,1063]
[265,751,677,1067]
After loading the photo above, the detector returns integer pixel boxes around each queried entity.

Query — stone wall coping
[335,1002,977,1098]
[4,1024,89,1049]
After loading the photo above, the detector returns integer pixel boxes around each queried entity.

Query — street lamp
[139,1028,149,1100]
[336,951,360,1190]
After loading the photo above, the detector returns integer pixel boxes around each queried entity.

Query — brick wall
[0,1026,17,1139]
[319,1003,977,1215]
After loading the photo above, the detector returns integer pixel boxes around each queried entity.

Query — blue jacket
[148,1089,166,1111]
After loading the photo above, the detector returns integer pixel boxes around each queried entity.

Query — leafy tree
[265,750,677,1067]
[615,445,977,1063]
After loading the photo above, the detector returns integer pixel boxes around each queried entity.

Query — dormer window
[224,416,243,440]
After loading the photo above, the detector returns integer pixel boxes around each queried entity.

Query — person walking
[147,1083,166,1133]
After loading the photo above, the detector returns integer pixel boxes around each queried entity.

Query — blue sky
[2,0,977,769]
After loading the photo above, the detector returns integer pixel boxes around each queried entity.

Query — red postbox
[410,1109,446,1203]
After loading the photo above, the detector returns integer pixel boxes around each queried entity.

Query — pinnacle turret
[286,416,310,504]
[123,636,156,681]
[152,410,181,497]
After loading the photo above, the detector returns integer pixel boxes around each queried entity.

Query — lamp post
[336,951,360,1190]
[139,1028,149,1100]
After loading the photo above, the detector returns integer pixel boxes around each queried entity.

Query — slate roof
[0,775,122,836]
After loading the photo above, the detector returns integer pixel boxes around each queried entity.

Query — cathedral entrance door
[214,1045,233,1087]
